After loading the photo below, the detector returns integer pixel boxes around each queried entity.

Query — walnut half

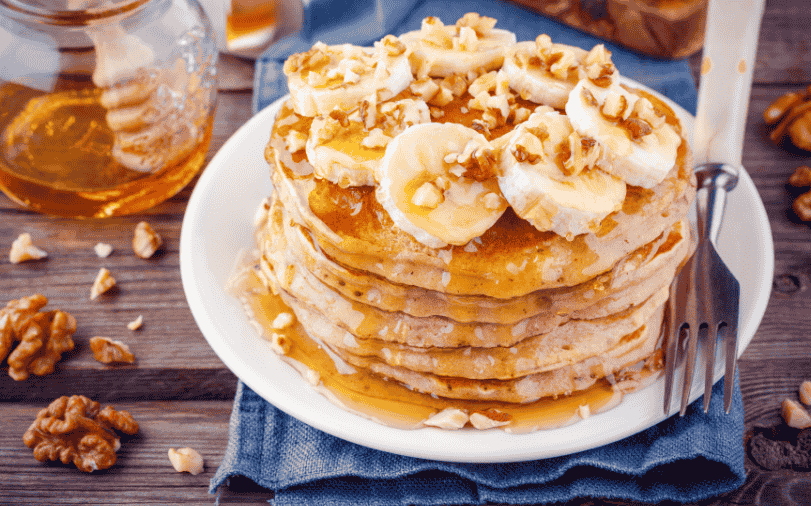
[23,395,139,472]
[0,294,77,381]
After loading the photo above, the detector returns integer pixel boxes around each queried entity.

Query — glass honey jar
[0,0,218,218]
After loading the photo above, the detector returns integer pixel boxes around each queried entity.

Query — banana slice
[565,80,682,189]
[305,98,431,187]
[283,37,413,117]
[498,107,626,239]
[399,13,516,79]
[376,123,507,248]
[503,37,618,109]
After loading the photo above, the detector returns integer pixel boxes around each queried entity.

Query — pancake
[234,14,698,430]
[278,284,668,380]
[266,90,695,299]
[261,191,692,328]
[261,195,691,353]
[317,308,665,404]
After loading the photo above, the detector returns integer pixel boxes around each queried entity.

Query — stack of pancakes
[252,16,696,421]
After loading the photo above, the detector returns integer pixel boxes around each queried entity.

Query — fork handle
[695,163,740,246]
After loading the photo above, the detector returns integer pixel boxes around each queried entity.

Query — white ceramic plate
[180,82,774,463]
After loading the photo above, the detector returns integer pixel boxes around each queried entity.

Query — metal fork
[663,163,740,416]
[662,0,765,416]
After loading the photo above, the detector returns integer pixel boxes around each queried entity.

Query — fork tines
[663,248,740,416]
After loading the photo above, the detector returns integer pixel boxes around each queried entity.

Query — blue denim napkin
[210,1,746,503]
[210,376,744,504]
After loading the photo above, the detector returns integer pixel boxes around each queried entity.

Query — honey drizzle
[237,269,661,433]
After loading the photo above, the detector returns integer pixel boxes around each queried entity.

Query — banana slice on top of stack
[502,36,618,109]
[283,35,414,117]
[565,79,682,189]
[399,13,516,79]
[498,107,626,239]
[375,122,508,248]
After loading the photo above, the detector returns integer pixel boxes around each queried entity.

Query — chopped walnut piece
[455,26,478,52]
[601,92,627,120]
[800,381,811,405]
[512,143,541,164]
[409,78,440,102]
[377,34,406,57]
[9,233,48,264]
[361,128,392,149]
[132,221,163,259]
[782,398,811,429]
[469,409,511,430]
[793,191,811,221]
[271,312,295,330]
[283,44,330,75]
[424,408,468,430]
[788,110,811,151]
[421,17,452,49]
[765,87,811,151]
[428,86,453,107]
[23,395,138,472]
[412,182,443,209]
[127,315,143,331]
[764,92,805,125]
[94,243,113,258]
[90,268,116,300]
[441,75,467,97]
[284,130,308,153]
[269,332,292,355]
[90,337,135,364]
[0,295,77,381]
[455,12,496,37]
[622,117,653,139]
[789,166,811,187]
[168,447,204,475]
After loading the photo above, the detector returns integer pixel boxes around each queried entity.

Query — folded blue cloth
[211,377,744,504]
[211,1,745,503]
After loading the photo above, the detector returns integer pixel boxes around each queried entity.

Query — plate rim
[180,81,774,463]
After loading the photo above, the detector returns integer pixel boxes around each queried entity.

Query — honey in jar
[0,0,218,218]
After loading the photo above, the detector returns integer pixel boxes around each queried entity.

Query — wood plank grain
[0,400,271,505]
[1,399,809,506]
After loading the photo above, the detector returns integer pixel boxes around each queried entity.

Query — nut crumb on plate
[424,408,469,430]
[90,268,116,300]
[23,395,139,472]
[9,233,47,264]
[168,447,204,475]
[132,221,163,258]
[90,337,135,364]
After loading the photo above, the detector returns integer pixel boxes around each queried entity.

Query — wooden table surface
[2,1,811,504]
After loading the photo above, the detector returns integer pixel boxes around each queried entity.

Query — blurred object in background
[198,0,302,58]
[506,0,707,59]
[0,0,218,218]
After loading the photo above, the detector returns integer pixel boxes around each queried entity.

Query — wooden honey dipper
[71,0,200,173]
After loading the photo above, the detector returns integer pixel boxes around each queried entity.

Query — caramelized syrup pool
[233,267,662,432]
